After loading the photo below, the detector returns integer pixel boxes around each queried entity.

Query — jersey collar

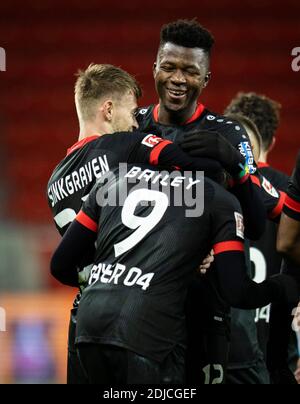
[66,135,100,156]
[258,162,270,168]
[153,103,205,125]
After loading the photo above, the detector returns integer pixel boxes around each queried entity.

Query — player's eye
[161,65,174,72]
[185,68,200,76]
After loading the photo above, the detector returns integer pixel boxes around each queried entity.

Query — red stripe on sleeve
[284,194,300,213]
[250,175,261,187]
[213,241,244,255]
[149,140,173,165]
[269,191,286,219]
[76,210,98,232]
[153,104,159,122]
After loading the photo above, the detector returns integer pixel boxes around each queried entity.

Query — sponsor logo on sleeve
[234,212,244,239]
[141,134,163,148]
[238,141,256,174]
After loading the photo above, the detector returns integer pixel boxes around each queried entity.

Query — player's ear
[153,62,157,78]
[102,100,114,122]
[268,137,276,153]
[203,72,211,88]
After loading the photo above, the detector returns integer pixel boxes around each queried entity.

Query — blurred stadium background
[0,0,299,383]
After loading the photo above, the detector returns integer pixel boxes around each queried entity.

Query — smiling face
[153,42,211,124]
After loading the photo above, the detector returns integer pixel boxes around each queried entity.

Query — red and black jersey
[138,104,281,368]
[47,130,221,307]
[47,132,172,236]
[250,163,289,357]
[137,104,256,173]
[137,104,283,221]
[47,131,174,307]
[283,151,300,221]
[75,164,245,362]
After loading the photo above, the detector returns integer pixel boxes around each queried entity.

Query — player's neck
[78,121,109,141]
[258,150,269,163]
[158,102,198,125]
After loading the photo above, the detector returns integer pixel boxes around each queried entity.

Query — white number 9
[114,189,169,258]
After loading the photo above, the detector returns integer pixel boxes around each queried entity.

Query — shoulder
[259,165,289,191]
[136,105,155,124]
[201,109,249,144]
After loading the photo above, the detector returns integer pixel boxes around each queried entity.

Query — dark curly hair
[224,92,281,151]
[160,19,215,55]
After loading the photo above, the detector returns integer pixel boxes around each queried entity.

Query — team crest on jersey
[238,141,256,174]
[141,134,163,148]
[234,212,244,239]
[262,177,279,198]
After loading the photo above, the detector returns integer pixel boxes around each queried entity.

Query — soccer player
[278,151,300,263]
[137,19,284,384]
[225,93,299,383]
[47,63,231,383]
[51,163,299,384]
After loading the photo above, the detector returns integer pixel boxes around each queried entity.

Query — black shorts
[77,343,185,385]
[226,358,270,384]
[67,309,88,384]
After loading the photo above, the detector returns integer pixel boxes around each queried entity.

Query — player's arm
[250,172,286,222]
[180,130,266,240]
[50,218,97,286]
[114,131,223,178]
[50,183,100,286]
[214,247,298,309]
[277,152,300,264]
[211,191,299,309]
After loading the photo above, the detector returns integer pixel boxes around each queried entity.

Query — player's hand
[198,250,214,275]
[292,301,300,333]
[179,131,245,177]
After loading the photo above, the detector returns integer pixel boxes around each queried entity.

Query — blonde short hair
[75,63,142,121]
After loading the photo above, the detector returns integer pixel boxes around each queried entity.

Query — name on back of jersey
[88,262,154,291]
[48,155,110,207]
[125,166,201,190]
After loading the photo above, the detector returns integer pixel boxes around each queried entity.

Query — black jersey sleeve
[250,173,286,221]
[284,151,300,221]
[210,186,245,247]
[50,220,97,286]
[218,119,284,221]
[229,176,266,240]
[209,188,299,309]
[101,131,223,175]
[50,181,101,286]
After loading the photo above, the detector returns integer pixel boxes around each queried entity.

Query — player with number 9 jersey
[51,164,299,384]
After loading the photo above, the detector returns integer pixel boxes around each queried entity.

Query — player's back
[76,163,242,362]
[47,132,164,236]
